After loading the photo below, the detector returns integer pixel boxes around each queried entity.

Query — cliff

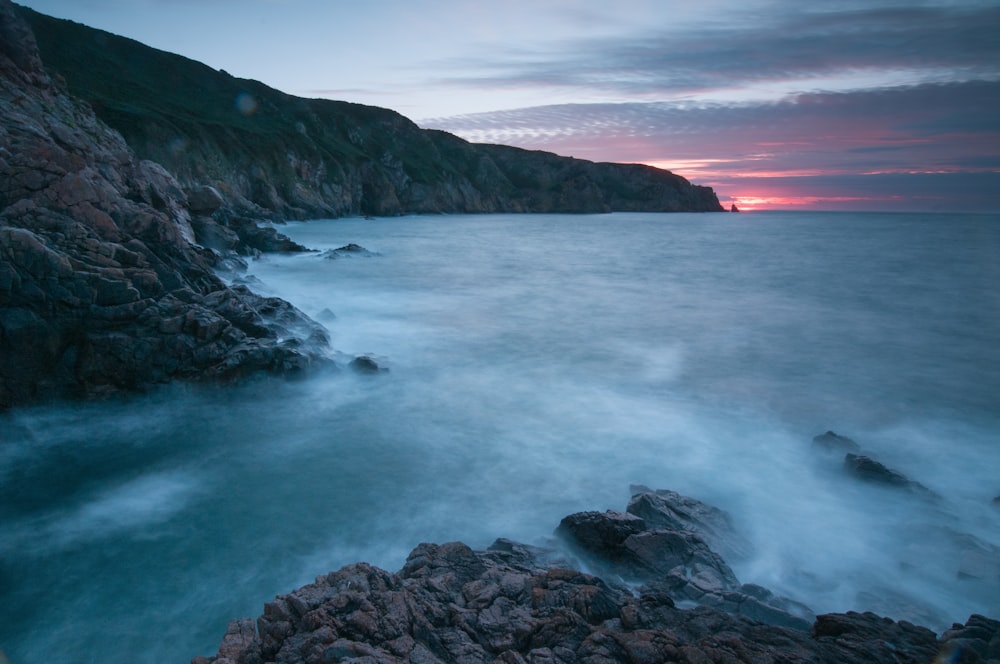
[18,6,723,219]
[0,0,329,410]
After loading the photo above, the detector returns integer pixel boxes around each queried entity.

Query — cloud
[423,80,1000,210]
[427,3,1000,100]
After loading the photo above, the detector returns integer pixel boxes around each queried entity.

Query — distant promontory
[20,6,723,220]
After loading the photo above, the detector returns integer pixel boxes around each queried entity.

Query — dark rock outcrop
[812,430,861,454]
[19,6,723,220]
[194,488,998,663]
[843,453,937,497]
[349,355,386,375]
[0,0,328,410]
[843,453,911,486]
[626,484,753,562]
[322,243,379,259]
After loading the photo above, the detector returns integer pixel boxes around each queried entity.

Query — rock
[185,185,225,215]
[939,614,1000,662]
[194,534,977,664]
[321,243,379,259]
[0,1,329,410]
[555,510,647,561]
[627,485,753,561]
[843,453,911,486]
[842,454,937,498]
[812,611,939,662]
[813,430,861,453]
[349,355,385,374]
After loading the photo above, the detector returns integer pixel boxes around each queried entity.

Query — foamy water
[1,212,998,662]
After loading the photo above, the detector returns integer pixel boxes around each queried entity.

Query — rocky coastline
[193,485,1000,664]
[2,0,722,411]
[0,0,332,410]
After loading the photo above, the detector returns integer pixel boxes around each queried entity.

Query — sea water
[1,212,998,663]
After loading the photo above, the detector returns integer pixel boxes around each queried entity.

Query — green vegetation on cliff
[20,6,722,218]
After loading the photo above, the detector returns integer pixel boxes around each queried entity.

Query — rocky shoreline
[1,0,723,411]
[193,485,1000,664]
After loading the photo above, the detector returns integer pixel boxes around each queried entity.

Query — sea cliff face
[19,7,723,220]
[0,0,327,410]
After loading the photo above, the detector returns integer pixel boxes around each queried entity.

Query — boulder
[627,485,753,561]
[185,185,225,215]
[349,355,385,374]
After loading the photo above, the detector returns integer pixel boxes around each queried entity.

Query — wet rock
[0,2,328,410]
[195,532,979,664]
[813,430,861,453]
[812,611,938,661]
[321,243,379,259]
[843,454,937,498]
[349,355,385,374]
[627,485,753,561]
[844,453,911,486]
[939,614,1000,662]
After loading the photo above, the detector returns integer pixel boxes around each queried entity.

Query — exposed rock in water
[843,453,937,497]
[843,453,910,486]
[812,430,861,454]
[0,0,328,410]
[19,6,724,220]
[194,488,998,664]
[322,243,379,259]
[349,355,386,375]
[626,484,754,562]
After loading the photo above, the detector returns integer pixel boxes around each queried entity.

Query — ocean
[2,211,998,662]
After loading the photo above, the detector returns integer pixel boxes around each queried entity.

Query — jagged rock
[812,611,939,661]
[813,430,861,453]
[627,485,753,561]
[0,0,328,410]
[938,614,1000,662]
[556,509,752,613]
[194,533,985,664]
[322,243,379,259]
[842,454,937,499]
[844,453,911,486]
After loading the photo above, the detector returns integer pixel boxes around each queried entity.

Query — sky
[16,0,1000,211]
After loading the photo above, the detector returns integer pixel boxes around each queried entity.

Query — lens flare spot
[235,92,258,116]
